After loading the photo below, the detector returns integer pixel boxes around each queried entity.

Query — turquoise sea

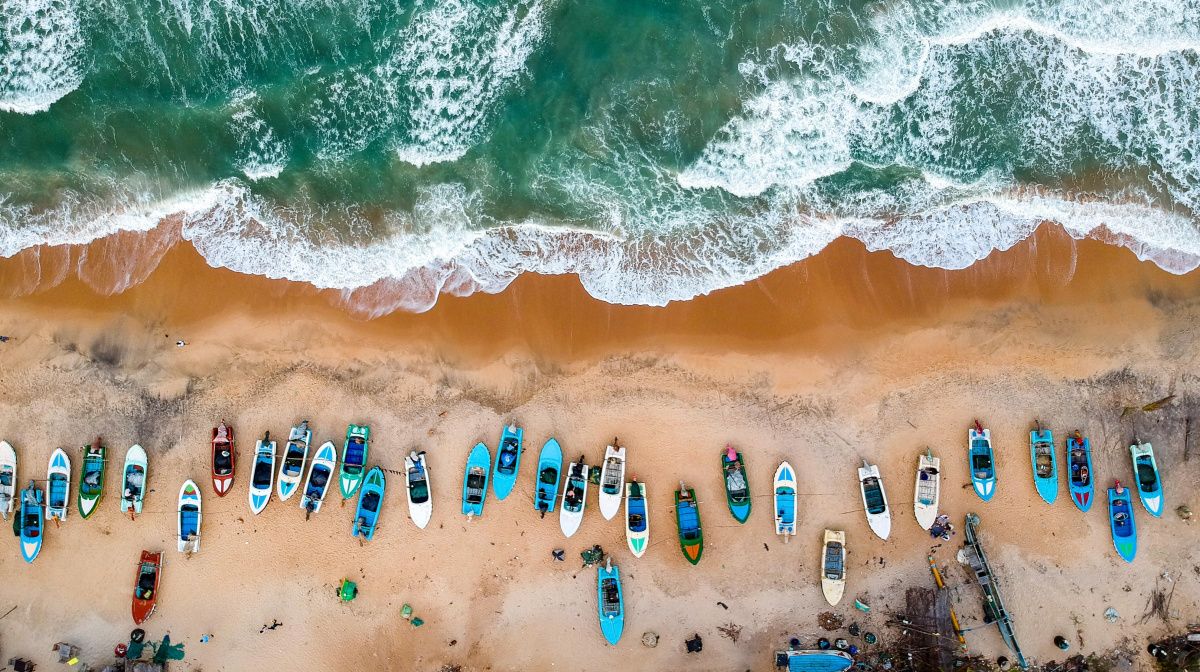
[1,0,1198,313]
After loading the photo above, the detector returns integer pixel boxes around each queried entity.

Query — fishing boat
[1107,481,1137,562]
[1066,431,1094,512]
[1129,441,1163,517]
[78,437,105,519]
[300,441,337,518]
[211,422,235,497]
[625,480,649,558]
[858,461,890,540]
[248,431,276,515]
[968,422,996,502]
[598,443,626,521]
[131,550,163,625]
[19,482,44,563]
[352,466,386,541]
[338,424,370,499]
[560,458,589,537]
[120,445,148,517]
[276,421,311,502]
[177,479,202,554]
[913,450,940,530]
[821,529,846,606]
[721,445,751,523]
[0,440,15,520]
[674,483,704,565]
[596,557,625,645]
[46,448,70,522]
[1029,424,1058,505]
[534,438,562,517]
[774,650,854,672]
[491,424,524,501]
[773,461,797,541]
[462,443,490,518]
[404,451,432,529]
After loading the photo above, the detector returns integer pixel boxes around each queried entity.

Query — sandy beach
[1,224,1199,671]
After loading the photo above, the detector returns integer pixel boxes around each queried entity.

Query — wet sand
[0,225,1198,671]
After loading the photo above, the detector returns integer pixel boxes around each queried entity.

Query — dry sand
[0,225,1198,671]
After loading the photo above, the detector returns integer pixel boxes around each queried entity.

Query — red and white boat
[132,550,163,624]
[211,422,236,496]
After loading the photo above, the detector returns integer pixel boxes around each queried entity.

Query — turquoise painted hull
[1066,436,1094,512]
[462,443,490,517]
[1108,486,1137,562]
[19,485,44,563]
[534,438,562,514]
[597,562,624,645]
[352,467,386,541]
[492,425,524,501]
[1030,428,1058,505]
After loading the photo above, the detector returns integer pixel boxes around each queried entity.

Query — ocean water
[1,0,1198,314]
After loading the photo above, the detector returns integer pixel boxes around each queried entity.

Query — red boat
[132,550,163,624]
[211,422,235,496]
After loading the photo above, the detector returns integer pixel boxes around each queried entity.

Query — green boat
[674,483,704,565]
[721,445,751,523]
[78,437,106,519]
[339,424,370,499]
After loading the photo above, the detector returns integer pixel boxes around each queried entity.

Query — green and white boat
[78,437,106,519]
[339,424,370,499]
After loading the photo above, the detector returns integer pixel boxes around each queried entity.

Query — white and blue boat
[1107,481,1137,562]
[462,442,490,518]
[968,423,996,502]
[352,466,386,541]
[625,481,649,557]
[560,459,589,537]
[773,461,797,541]
[276,421,311,502]
[491,424,523,501]
[1129,442,1163,517]
[300,441,337,518]
[404,451,432,529]
[46,448,70,522]
[597,557,624,645]
[19,482,44,563]
[1029,425,1058,505]
[248,431,276,515]
[1066,432,1093,512]
[177,479,202,554]
[534,438,562,517]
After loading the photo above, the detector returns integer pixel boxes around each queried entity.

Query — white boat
[276,421,311,501]
[560,459,589,537]
[248,432,276,515]
[120,444,148,516]
[300,441,337,517]
[773,461,797,542]
[913,450,940,530]
[404,450,432,529]
[177,479,202,554]
[624,480,649,557]
[598,444,626,520]
[821,529,846,606]
[0,441,16,519]
[46,448,71,522]
[858,461,891,540]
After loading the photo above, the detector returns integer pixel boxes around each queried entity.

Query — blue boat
[968,423,996,502]
[1029,425,1058,505]
[352,467,386,541]
[462,442,490,517]
[19,482,44,563]
[491,424,524,501]
[1129,442,1164,517]
[775,650,854,672]
[1066,432,1094,512]
[1107,482,1137,562]
[534,438,562,517]
[596,557,624,645]
[721,445,751,523]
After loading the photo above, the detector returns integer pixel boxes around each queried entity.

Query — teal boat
[721,445,751,523]
[596,557,624,645]
[775,650,854,671]
[491,424,523,501]
[19,482,44,563]
[534,438,562,517]
[338,424,369,499]
[1108,481,1137,562]
[352,466,386,541]
[1066,431,1094,512]
[1130,442,1163,517]
[1029,424,1057,505]
[462,442,490,518]
[968,422,996,501]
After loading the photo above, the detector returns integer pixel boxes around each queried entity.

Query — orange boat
[132,550,163,624]
[211,422,235,496]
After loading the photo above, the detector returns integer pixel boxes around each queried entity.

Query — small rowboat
[462,442,490,518]
[131,550,163,625]
[352,466,386,541]
[560,458,589,537]
[19,482,44,563]
[624,480,649,557]
[1029,424,1058,505]
[773,461,797,541]
[1130,441,1163,517]
[821,529,846,606]
[721,445,751,523]
[78,437,105,519]
[120,444,148,517]
[211,422,235,497]
[913,450,940,530]
[177,480,202,554]
[248,431,276,515]
[0,441,15,520]
[858,461,890,540]
[968,422,996,502]
[597,557,625,645]
[46,448,71,522]
[674,483,703,565]
[1108,481,1137,562]
[300,441,337,518]
[404,451,432,529]
[534,439,562,517]
[598,442,626,521]
[338,424,370,499]
[276,421,311,502]
[1066,431,1093,512]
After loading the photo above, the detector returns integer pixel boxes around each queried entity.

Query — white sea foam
[0,0,84,113]
[229,89,289,181]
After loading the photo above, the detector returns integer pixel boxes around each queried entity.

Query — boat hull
[131,550,163,625]
[858,463,891,540]
[913,453,940,530]
[596,561,625,645]
[773,461,797,539]
[211,423,235,497]
[248,440,276,515]
[721,449,751,523]
[598,445,626,520]
[352,467,386,541]
[821,529,846,607]
[674,488,704,565]
[491,424,524,501]
[1066,435,1094,512]
[177,480,202,554]
[1030,429,1058,505]
[777,650,854,672]
[404,451,433,529]
[338,424,370,500]
[560,462,589,536]
[78,443,105,519]
[624,481,649,557]
[19,485,44,563]
[120,445,148,515]
[1130,443,1164,517]
[968,428,997,502]
[462,443,491,517]
[1107,486,1138,562]
[46,448,71,522]
[300,442,337,515]
[0,441,15,519]
[534,439,562,515]
[276,423,310,502]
